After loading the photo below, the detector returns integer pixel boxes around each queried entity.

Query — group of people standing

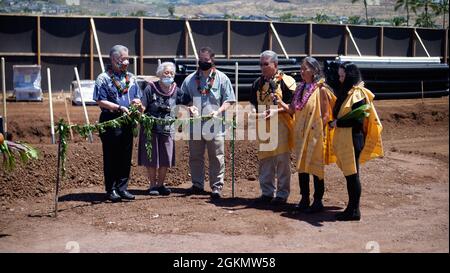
[93,44,383,222]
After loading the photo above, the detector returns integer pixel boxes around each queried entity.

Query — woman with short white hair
[138,62,188,196]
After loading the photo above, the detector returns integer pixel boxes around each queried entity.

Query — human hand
[131,99,144,112]
[269,93,280,105]
[264,108,277,120]
[328,120,337,128]
[209,110,220,118]
[188,106,199,117]
[119,105,130,115]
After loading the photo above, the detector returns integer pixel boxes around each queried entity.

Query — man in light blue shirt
[181,47,236,199]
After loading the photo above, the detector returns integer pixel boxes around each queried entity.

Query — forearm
[97,100,121,111]
[278,100,295,115]
[217,101,234,113]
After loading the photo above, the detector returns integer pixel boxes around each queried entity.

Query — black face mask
[198,61,213,71]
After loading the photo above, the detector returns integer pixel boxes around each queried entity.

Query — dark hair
[198,47,215,61]
[324,60,341,94]
[332,62,362,118]
[340,61,362,94]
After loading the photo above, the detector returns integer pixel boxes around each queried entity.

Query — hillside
[1,0,447,27]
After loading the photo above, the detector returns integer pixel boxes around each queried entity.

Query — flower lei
[108,69,130,96]
[258,71,284,102]
[195,67,216,96]
[291,81,318,111]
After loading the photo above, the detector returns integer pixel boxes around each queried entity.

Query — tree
[168,5,175,17]
[314,13,329,23]
[280,13,293,22]
[348,15,362,25]
[366,17,376,25]
[394,0,418,26]
[351,0,368,24]
[433,0,449,28]
[415,0,439,28]
[391,16,407,26]
[416,0,438,17]
[415,12,435,27]
[130,10,146,17]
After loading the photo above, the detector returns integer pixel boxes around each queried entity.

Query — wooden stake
[421,80,425,103]
[54,129,62,218]
[232,61,239,198]
[1,57,6,134]
[74,67,93,142]
[235,62,239,126]
[47,68,55,144]
[61,89,74,140]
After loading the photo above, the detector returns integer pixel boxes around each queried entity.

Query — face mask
[116,59,129,72]
[198,61,213,71]
[161,77,174,86]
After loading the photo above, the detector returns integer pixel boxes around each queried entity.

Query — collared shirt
[93,68,142,112]
[181,69,236,114]
[181,69,236,137]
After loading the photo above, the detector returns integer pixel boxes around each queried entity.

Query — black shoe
[158,185,171,196]
[106,190,122,202]
[210,188,222,199]
[118,190,135,200]
[148,187,160,196]
[336,208,361,221]
[188,185,205,195]
[271,197,287,205]
[254,195,273,205]
[307,200,324,213]
[295,197,310,212]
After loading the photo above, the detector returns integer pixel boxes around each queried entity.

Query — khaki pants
[188,136,225,190]
[259,152,291,199]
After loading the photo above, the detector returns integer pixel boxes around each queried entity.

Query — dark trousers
[298,173,325,201]
[344,131,364,210]
[99,112,134,193]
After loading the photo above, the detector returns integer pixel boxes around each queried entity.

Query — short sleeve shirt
[93,69,142,112]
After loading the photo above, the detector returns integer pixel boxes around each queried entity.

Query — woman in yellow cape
[277,57,336,213]
[329,62,384,221]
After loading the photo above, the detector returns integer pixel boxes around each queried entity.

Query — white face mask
[161,77,174,86]
[113,56,129,72]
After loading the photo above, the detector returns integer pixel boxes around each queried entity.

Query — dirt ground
[0,96,448,253]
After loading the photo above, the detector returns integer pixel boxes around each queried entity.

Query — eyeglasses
[260,62,271,67]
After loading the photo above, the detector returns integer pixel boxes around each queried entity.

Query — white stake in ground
[47,68,55,144]
[74,67,93,142]
[1,57,7,134]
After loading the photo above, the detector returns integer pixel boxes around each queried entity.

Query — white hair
[109,45,128,60]
[260,50,278,64]
[156,62,176,77]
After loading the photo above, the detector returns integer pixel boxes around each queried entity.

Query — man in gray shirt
[181,47,236,199]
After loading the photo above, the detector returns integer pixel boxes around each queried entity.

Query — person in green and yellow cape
[328,62,384,221]
[277,57,336,213]
[249,50,297,206]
